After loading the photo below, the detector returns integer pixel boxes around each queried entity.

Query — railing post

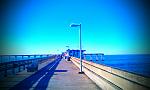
[96,54,98,61]
[28,55,31,60]
[39,55,41,63]
[0,56,2,63]
[90,54,92,61]
[28,55,30,67]
[9,55,10,62]
[34,55,36,59]
[12,61,15,75]
[15,55,17,61]
[84,54,86,60]
[101,54,104,61]
[22,56,25,70]
[18,61,21,72]
[47,55,49,59]
[4,63,7,77]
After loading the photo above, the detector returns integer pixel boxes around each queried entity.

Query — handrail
[0,55,57,77]
[0,54,54,63]
[71,57,150,90]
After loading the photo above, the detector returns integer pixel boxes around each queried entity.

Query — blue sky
[2,0,150,54]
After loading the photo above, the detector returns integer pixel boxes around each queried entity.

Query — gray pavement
[0,58,101,90]
[0,58,55,90]
[46,59,101,90]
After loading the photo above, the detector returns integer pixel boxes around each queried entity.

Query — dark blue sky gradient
[1,0,150,54]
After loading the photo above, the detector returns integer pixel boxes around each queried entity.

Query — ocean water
[85,54,150,77]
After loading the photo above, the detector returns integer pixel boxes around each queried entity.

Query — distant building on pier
[66,49,86,59]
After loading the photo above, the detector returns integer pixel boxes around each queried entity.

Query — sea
[85,54,150,77]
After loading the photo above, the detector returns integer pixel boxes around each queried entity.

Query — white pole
[79,24,83,73]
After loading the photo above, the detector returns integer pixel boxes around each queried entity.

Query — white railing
[71,57,150,90]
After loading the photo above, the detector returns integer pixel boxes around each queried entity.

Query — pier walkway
[45,58,101,90]
[0,58,101,90]
[0,58,56,90]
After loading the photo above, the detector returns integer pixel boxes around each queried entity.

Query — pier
[0,55,100,90]
[1,0,150,89]
[0,54,150,90]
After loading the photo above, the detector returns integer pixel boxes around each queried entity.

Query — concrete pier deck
[0,58,56,90]
[0,58,101,90]
[46,58,101,90]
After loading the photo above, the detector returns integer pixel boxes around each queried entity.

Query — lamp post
[70,23,84,74]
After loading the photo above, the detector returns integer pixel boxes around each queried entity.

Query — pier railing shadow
[34,60,66,90]
[0,54,55,78]
[9,57,61,90]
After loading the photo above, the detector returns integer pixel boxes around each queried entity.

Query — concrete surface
[0,58,101,90]
[0,58,55,90]
[71,57,150,90]
[46,58,101,90]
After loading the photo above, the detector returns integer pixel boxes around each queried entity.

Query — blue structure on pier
[66,49,86,59]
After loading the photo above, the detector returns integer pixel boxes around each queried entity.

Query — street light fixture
[70,23,84,74]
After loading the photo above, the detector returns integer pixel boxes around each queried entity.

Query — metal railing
[83,53,104,61]
[71,57,150,90]
[0,54,57,77]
